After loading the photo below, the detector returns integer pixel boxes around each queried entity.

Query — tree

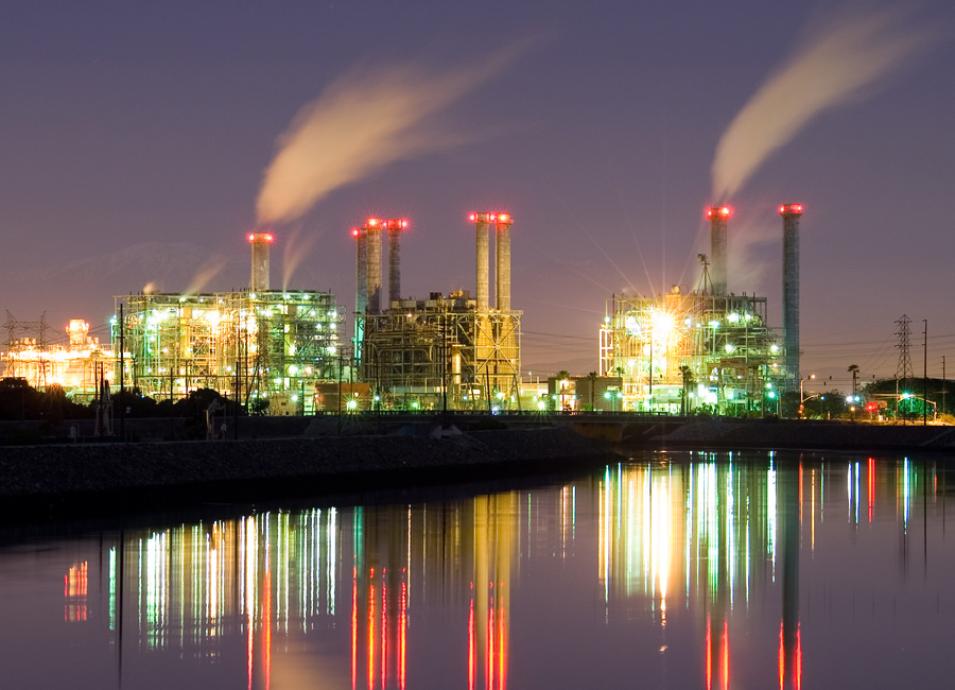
[111,387,159,417]
[848,364,859,394]
[586,371,597,410]
[679,365,694,415]
[554,371,571,411]
[803,390,847,419]
[0,378,89,421]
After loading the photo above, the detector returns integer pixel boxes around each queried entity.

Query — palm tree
[848,364,859,395]
[679,365,694,415]
[555,370,571,411]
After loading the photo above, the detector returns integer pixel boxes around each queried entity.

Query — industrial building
[1,319,115,401]
[545,374,624,412]
[113,232,345,414]
[358,213,522,410]
[598,204,802,414]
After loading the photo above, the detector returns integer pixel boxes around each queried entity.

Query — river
[1,450,952,689]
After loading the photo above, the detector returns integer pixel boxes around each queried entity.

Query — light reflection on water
[1,451,952,689]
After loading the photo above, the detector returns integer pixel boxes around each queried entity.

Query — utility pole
[442,312,448,414]
[923,319,928,426]
[337,350,343,428]
[233,323,240,440]
[119,302,126,442]
[648,338,653,412]
[943,355,947,417]
[848,364,859,396]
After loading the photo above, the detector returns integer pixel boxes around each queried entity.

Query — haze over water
[1,452,952,689]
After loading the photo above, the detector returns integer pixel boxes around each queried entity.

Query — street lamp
[799,373,816,418]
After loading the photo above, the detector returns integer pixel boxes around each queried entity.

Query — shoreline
[0,426,616,518]
[568,415,955,453]
[1,416,953,520]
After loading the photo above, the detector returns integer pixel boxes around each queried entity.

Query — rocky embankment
[0,427,613,511]
[609,417,955,452]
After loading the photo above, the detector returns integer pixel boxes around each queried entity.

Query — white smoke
[256,45,524,225]
[281,224,321,290]
[184,256,229,295]
[712,6,934,200]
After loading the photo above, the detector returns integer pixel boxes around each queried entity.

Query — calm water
[2,451,954,689]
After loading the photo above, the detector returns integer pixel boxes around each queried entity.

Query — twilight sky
[1,1,953,389]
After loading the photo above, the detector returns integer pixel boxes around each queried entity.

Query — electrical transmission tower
[3,310,49,347]
[3,310,50,387]
[895,314,913,380]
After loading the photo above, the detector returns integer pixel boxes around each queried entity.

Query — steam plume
[184,256,228,295]
[256,46,523,225]
[712,7,933,199]
[282,224,321,290]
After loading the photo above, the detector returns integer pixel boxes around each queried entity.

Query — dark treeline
[0,378,244,422]
[0,376,951,424]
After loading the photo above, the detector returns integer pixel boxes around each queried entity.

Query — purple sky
[1,1,953,389]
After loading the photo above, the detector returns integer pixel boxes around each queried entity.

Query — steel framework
[362,292,522,410]
[599,288,782,413]
[114,290,344,413]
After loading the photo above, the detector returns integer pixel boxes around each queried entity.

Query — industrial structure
[113,232,345,414]
[1,318,115,401]
[358,212,522,410]
[598,204,802,414]
[779,203,802,392]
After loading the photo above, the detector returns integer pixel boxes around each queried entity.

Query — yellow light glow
[649,308,675,342]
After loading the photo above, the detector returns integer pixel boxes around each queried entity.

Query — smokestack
[780,203,803,390]
[469,212,490,310]
[247,231,274,291]
[385,218,409,307]
[352,226,367,361]
[495,212,513,311]
[365,218,382,313]
[706,206,732,295]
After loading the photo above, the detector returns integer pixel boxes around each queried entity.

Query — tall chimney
[495,212,513,311]
[469,212,490,310]
[779,203,803,391]
[365,218,382,313]
[385,218,408,307]
[706,206,731,295]
[247,231,274,291]
[353,226,367,356]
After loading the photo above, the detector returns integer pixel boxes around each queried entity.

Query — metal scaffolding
[1,318,114,401]
[114,289,344,414]
[599,287,783,414]
[362,292,522,410]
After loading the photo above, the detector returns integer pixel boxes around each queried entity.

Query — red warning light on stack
[705,205,733,220]
[468,211,512,224]
[382,218,410,230]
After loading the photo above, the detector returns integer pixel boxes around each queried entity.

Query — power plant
[0,200,803,417]
[0,318,113,400]
[598,203,802,414]
[111,232,345,414]
[357,212,522,410]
